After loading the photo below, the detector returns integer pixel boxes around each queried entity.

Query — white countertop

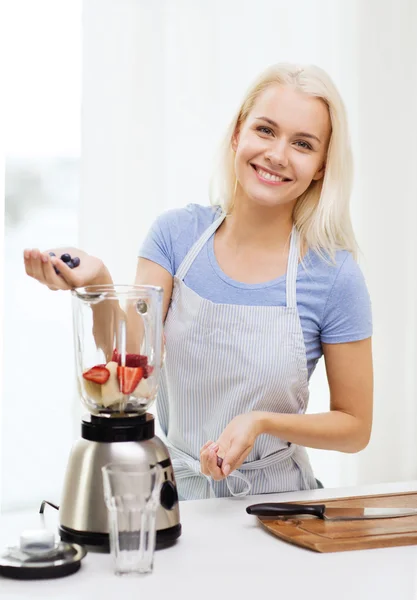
[1,481,417,600]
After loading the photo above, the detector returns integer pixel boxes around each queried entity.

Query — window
[2,0,82,511]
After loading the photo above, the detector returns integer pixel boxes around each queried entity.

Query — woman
[24,63,373,500]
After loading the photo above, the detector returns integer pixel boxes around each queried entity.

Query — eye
[256,126,274,136]
[295,140,313,150]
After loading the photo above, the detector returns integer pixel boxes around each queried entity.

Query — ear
[231,129,239,153]
[312,162,326,181]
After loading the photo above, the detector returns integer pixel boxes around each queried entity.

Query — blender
[58,284,181,550]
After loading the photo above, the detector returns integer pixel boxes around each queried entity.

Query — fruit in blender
[143,365,154,378]
[112,349,148,368]
[83,366,110,384]
[82,378,102,402]
[131,377,152,398]
[99,361,124,407]
[117,366,144,395]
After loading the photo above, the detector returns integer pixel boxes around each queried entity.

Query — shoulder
[303,249,365,289]
[308,250,372,343]
[139,203,222,276]
[154,203,221,244]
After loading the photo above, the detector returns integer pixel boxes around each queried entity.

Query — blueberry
[53,266,60,275]
[60,253,72,263]
[67,260,75,269]
[71,256,80,268]
[48,252,56,257]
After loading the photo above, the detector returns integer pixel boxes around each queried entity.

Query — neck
[221,191,295,251]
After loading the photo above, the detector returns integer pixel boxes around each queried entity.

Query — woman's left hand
[200,412,262,480]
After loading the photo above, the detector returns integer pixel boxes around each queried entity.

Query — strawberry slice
[121,354,148,368]
[143,365,154,379]
[112,350,148,368]
[83,366,110,384]
[117,366,144,395]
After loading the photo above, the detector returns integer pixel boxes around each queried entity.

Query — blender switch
[160,481,178,510]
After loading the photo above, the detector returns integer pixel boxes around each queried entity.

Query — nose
[264,139,289,169]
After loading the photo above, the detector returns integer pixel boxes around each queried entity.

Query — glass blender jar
[72,284,163,416]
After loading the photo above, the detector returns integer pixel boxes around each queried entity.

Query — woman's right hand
[23,247,110,291]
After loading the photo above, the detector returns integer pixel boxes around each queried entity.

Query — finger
[49,257,82,288]
[200,447,210,476]
[23,249,34,277]
[200,443,218,477]
[216,444,226,460]
[41,254,71,290]
[222,444,252,477]
[207,446,224,481]
[200,440,214,453]
[200,443,213,475]
[29,249,48,284]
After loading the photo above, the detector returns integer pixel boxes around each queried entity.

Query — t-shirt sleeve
[138,211,176,275]
[320,253,373,344]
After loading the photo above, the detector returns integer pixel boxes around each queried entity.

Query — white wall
[3,0,417,511]
[80,0,417,489]
[348,0,417,484]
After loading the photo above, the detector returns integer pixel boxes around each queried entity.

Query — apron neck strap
[175,211,226,281]
[176,211,299,310]
[286,225,299,309]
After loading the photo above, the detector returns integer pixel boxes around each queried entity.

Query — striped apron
[157,212,318,500]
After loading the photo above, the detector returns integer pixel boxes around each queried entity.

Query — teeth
[256,167,284,182]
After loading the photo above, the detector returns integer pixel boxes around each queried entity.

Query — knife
[245,502,417,521]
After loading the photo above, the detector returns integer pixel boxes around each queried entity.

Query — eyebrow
[254,116,322,144]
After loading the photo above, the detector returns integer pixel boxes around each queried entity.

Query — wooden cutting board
[257,490,417,552]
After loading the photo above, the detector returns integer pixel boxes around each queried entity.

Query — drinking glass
[102,462,163,575]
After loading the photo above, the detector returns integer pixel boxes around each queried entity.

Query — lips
[251,164,292,183]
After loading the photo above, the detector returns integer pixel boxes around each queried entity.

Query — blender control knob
[160,481,178,510]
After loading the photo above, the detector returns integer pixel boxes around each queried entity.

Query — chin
[246,192,290,209]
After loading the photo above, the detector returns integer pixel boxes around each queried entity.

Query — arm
[255,337,373,453]
[133,257,173,322]
[25,209,176,357]
[92,258,173,358]
[23,245,173,357]
[202,337,373,478]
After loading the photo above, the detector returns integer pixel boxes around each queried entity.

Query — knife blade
[245,502,417,521]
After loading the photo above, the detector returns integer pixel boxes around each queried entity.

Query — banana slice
[131,377,152,399]
[100,361,124,407]
[82,378,102,403]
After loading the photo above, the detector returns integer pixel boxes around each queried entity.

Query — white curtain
[80,0,417,489]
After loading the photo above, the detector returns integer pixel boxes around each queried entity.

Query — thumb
[222,443,251,477]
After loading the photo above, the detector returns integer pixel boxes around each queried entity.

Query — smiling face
[232,84,332,210]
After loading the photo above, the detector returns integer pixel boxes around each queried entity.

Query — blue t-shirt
[139,204,372,379]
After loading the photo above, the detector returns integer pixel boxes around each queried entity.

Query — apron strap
[163,435,306,499]
[176,213,299,309]
[286,225,299,309]
[163,436,251,498]
[176,211,226,281]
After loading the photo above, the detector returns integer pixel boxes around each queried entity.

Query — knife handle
[246,502,326,518]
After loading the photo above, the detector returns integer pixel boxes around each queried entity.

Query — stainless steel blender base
[59,415,181,552]
[58,522,182,552]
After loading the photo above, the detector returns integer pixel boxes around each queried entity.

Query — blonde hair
[209,63,357,261]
